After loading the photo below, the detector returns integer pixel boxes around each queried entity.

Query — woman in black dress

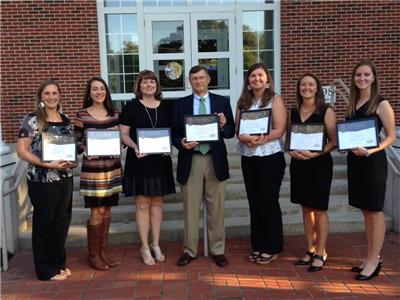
[120,70,175,265]
[346,59,396,280]
[17,80,76,280]
[289,73,336,272]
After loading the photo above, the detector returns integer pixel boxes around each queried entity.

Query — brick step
[68,195,356,225]
[72,179,348,207]
[17,212,393,249]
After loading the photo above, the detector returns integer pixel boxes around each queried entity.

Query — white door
[145,13,236,102]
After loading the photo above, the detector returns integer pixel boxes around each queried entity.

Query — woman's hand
[298,150,319,159]
[351,147,370,157]
[134,146,148,158]
[45,160,70,169]
[289,150,309,160]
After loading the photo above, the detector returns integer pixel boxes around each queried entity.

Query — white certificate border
[238,108,271,136]
[41,133,77,162]
[86,129,121,157]
[336,118,379,151]
[136,128,172,155]
[184,114,220,142]
[289,123,325,152]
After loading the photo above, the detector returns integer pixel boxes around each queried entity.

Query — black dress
[120,99,176,197]
[290,107,333,211]
[347,97,387,211]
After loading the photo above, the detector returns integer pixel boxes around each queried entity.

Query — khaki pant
[181,154,227,257]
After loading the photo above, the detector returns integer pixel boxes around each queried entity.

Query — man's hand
[181,137,199,150]
[217,112,226,129]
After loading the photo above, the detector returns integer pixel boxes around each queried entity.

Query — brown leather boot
[87,221,109,270]
[99,217,120,267]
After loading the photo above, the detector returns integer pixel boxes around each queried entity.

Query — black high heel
[308,254,326,272]
[355,261,382,281]
[294,251,314,266]
[350,266,363,273]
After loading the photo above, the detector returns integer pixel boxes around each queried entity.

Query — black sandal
[248,251,260,262]
[294,251,314,266]
[308,254,326,272]
[256,253,278,265]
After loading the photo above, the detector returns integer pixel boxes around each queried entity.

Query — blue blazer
[172,92,235,185]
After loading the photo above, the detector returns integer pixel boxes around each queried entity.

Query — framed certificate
[238,108,271,135]
[86,129,121,156]
[136,128,172,155]
[289,123,325,152]
[41,132,77,162]
[184,114,220,142]
[336,117,379,151]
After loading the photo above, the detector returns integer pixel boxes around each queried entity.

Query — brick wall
[0,0,100,142]
[281,0,400,122]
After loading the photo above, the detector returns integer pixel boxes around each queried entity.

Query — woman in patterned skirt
[75,77,123,270]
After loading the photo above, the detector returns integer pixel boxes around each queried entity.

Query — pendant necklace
[144,105,158,128]
[301,105,315,113]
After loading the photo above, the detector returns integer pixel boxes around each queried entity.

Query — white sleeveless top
[237,98,284,157]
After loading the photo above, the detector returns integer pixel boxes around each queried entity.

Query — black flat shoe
[355,261,382,281]
[294,251,314,266]
[308,254,326,273]
[350,266,363,273]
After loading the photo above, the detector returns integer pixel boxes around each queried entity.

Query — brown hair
[237,63,275,111]
[134,70,163,100]
[347,59,380,118]
[295,72,327,115]
[189,65,210,77]
[83,77,114,116]
[35,80,61,132]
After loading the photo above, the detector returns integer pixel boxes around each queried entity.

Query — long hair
[34,80,61,132]
[237,63,275,111]
[347,59,380,118]
[295,72,327,115]
[134,70,163,100]
[83,77,114,116]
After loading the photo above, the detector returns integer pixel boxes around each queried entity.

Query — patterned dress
[75,109,123,208]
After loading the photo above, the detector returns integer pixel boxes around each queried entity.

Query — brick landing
[1,233,399,299]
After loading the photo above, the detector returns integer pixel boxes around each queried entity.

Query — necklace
[144,105,158,128]
[300,105,315,113]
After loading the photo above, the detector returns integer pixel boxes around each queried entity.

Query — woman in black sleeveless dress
[345,60,396,280]
[289,73,336,272]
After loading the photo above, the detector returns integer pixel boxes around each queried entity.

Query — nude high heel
[140,248,155,265]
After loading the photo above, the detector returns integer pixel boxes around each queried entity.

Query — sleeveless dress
[75,109,123,208]
[289,107,333,211]
[120,99,176,197]
[347,97,387,211]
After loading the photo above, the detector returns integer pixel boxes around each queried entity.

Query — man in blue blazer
[172,65,235,267]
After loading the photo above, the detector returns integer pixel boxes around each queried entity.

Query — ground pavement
[1,232,399,299]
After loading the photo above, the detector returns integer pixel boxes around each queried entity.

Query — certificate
[137,128,171,154]
[289,123,325,151]
[86,129,121,156]
[336,117,379,151]
[41,133,77,162]
[185,114,219,142]
[238,108,271,135]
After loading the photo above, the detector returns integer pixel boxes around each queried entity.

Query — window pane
[123,35,138,53]
[106,15,121,34]
[243,51,257,70]
[124,74,135,93]
[122,15,137,33]
[108,74,124,93]
[105,0,136,7]
[152,21,184,53]
[243,31,258,50]
[124,54,139,74]
[243,11,273,31]
[258,31,273,50]
[198,58,229,90]
[107,55,123,73]
[121,0,136,7]
[197,19,229,52]
[106,35,122,54]
[154,60,185,91]
[259,50,273,68]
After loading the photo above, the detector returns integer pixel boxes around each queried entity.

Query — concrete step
[68,195,356,225]
[71,178,349,207]
[17,212,393,249]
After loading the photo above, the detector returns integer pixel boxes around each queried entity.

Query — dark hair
[134,70,163,100]
[189,65,210,77]
[295,72,327,114]
[35,80,62,132]
[83,77,114,116]
[237,63,275,111]
[347,59,380,118]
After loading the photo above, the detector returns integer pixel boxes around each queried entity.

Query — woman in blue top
[17,80,76,281]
